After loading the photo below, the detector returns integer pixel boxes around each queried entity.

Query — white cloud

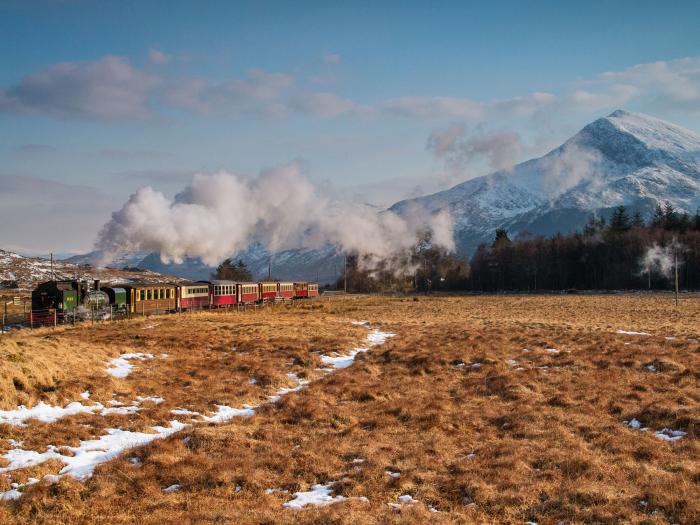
[289,92,355,118]
[427,125,523,175]
[149,47,170,65]
[570,84,639,111]
[0,56,159,120]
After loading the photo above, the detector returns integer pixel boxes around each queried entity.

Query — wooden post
[54,310,57,328]
[675,248,679,307]
[30,310,33,330]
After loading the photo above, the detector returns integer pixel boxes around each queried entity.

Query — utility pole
[343,255,347,293]
[268,259,271,280]
[675,246,679,307]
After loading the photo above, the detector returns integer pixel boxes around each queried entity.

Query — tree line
[341,203,700,293]
[469,203,700,291]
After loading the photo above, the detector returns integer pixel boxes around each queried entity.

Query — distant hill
[0,249,183,290]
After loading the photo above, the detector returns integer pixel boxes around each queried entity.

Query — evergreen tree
[492,228,511,248]
[609,205,631,233]
[213,258,253,281]
[631,210,645,228]
[651,203,665,228]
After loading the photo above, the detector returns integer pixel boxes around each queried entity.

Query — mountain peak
[577,109,700,157]
[607,109,631,119]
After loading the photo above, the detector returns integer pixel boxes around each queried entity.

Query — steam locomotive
[32,279,319,315]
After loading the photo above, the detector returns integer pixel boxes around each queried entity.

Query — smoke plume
[96,163,454,270]
[640,240,683,279]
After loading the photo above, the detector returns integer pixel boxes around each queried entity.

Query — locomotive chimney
[94,279,100,291]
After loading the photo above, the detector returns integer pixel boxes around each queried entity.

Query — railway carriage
[178,282,211,310]
[293,282,309,298]
[237,282,260,304]
[210,280,236,307]
[277,281,294,300]
[308,283,319,297]
[123,283,177,314]
[258,281,278,302]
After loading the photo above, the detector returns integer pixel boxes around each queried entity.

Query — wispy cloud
[2,53,699,124]
[148,47,170,65]
[323,52,341,64]
[0,56,159,120]
[427,124,523,179]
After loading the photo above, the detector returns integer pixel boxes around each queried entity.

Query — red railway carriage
[178,282,211,310]
[277,282,294,300]
[308,283,319,297]
[210,280,236,307]
[293,282,308,298]
[258,282,277,302]
[237,282,260,304]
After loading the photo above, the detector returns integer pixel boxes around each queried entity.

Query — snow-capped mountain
[391,110,700,256]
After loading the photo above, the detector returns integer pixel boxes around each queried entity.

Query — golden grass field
[0,294,698,524]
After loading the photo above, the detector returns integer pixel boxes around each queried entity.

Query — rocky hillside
[0,249,183,290]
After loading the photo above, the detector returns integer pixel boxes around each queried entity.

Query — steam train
[32,279,319,315]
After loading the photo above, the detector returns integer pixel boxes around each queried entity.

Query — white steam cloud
[640,240,683,279]
[96,163,454,269]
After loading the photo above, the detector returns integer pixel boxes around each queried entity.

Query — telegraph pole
[675,246,679,307]
[343,255,347,293]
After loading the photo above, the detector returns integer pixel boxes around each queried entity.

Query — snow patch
[106,353,154,379]
[617,330,652,336]
[282,483,352,509]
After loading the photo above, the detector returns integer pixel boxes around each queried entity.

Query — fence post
[54,310,57,328]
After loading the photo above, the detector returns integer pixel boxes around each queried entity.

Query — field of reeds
[0,293,698,524]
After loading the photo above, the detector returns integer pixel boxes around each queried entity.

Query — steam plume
[640,240,683,279]
[96,163,454,269]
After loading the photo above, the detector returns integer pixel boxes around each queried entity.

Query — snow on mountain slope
[391,110,700,256]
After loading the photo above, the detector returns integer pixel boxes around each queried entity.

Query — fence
[0,295,321,335]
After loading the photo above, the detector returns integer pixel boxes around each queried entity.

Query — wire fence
[1,294,324,335]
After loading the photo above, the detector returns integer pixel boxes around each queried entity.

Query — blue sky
[1,1,700,253]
